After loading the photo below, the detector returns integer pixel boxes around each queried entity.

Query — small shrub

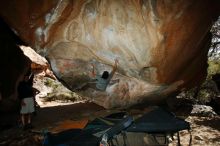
[44,78,54,87]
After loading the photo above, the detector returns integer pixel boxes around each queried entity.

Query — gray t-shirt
[95,72,113,91]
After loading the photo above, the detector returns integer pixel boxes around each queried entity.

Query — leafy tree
[178,17,220,104]
[209,16,220,60]
[207,16,220,79]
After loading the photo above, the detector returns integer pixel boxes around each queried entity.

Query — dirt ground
[0,99,220,146]
[169,116,220,146]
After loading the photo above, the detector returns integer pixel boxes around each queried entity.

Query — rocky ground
[0,76,220,146]
[169,115,220,146]
[1,101,220,146]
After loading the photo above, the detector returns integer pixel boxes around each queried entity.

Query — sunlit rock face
[0,0,220,108]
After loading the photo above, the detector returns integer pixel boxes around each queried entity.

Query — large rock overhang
[0,0,219,109]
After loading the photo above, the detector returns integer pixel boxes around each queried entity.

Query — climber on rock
[75,59,119,91]
[92,58,119,91]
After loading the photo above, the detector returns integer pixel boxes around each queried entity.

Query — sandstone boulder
[0,0,220,108]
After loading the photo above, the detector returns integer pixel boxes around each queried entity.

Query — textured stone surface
[19,45,56,80]
[0,0,220,108]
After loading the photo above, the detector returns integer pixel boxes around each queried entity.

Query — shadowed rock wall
[0,0,219,108]
[0,19,30,112]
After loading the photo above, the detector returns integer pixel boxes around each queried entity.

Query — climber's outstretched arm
[109,59,119,78]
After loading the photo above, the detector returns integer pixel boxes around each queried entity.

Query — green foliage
[209,16,220,59]
[184,88,198,99]
[44,78,54,87]
[43,92,78,102]
[44,78,59,89]
[43,77,82,103]
[207,60,220,79]
[197,88,214,104]
[180,57,220,104]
